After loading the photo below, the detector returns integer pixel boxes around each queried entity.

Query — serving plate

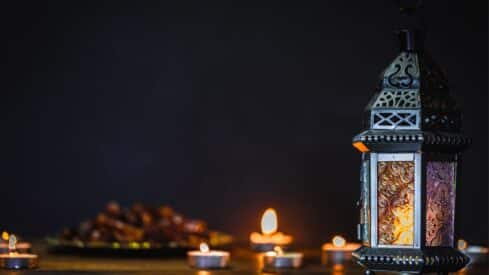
[46,231,233,257]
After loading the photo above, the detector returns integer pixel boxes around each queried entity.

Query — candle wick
[273,246,284,256]
[199,242,210,253]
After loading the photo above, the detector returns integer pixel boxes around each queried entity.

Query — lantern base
[353,246,469,274]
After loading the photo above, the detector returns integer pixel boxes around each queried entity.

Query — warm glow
[332,235,346,248]
[8,234,17,251]
[1,231,8,241]
[333,263,344,272]
[352,141,369,152]
[261,208,278,235]
[250,208,292,246]
[457,239,468,250]
[273,246,283,255]
[392,204,414,245]
[199,242,209,253]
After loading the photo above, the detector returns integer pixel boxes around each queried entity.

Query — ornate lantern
[351,23,471,275]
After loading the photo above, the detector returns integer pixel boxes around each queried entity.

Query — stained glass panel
[377,161,415,246]
[426,161,456,247]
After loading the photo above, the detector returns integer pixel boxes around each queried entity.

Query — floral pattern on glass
[426,162,456,247]
[378,161,415,246]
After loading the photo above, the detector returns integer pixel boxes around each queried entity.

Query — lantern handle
[396,0,426,32]
[397,0,423,16]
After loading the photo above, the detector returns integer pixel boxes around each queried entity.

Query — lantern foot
[353,246,469,274]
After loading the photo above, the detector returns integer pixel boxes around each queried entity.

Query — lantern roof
[353,29,470,152]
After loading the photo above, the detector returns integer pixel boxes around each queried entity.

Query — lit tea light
[187,242,230,269]
[321,236,361,266]
[262,246,303,270]
[249,208,293,252]
[0,232,31,253]
[0,235,38,269]
[458,239,488,265]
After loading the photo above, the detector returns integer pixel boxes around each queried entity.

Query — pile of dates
[60,201,209,246]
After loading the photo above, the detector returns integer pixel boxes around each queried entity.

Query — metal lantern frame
[352,29,471,275]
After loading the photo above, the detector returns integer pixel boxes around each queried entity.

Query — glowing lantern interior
[377,161,414,246]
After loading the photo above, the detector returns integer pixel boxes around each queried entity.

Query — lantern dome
[353,29,470,153]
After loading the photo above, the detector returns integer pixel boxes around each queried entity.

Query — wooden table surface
[0,246,486,275]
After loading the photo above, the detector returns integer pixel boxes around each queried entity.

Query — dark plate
[46,231,233,257]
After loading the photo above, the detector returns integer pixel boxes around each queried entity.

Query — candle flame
[261,208,278,235]
[332,235,346,248]
[1,231,8,241]
[273,246,283,256]
[8,234,17,251]
[457,239,468,250]
[199,242,209,253]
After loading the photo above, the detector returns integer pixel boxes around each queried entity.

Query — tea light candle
[321,236,361,266]
[0,235,38,269]
[0,231,31,253]
[249,208,293,252]
[458,239,488,265]
[187,242,230,269]
[263,246,303,270]
[0,242,31,254]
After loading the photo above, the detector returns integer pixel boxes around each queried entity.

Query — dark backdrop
[2,1,487,246]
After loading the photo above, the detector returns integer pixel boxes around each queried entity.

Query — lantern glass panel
[360,157,370,245]
[377,161,415,246]
[426,161,456,247]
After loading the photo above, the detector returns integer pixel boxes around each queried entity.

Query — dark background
[2,1,487,246]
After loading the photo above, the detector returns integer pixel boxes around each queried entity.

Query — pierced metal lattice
[372,89,420,108]
[372,110,419,130]
[385,53,420,89]
[422,112,461,131]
